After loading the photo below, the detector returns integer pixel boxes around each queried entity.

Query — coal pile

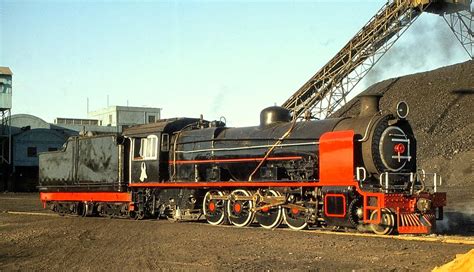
[333,60,474,235]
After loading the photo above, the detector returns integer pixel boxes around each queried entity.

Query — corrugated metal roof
[0,67,12,75]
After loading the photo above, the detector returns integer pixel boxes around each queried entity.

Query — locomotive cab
[122,118,201,183]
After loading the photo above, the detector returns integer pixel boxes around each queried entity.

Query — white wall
[88,106,161,126]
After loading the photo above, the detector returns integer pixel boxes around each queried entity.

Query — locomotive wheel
[283,206,308,230]
[370,208,395,235]
[255,190,283,229]
[203,190,227,225]
[135,211,145,220]
[227,189,255,227]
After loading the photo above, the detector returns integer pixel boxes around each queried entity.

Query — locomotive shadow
[187,215,474,236]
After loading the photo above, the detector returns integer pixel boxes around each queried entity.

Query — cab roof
[122,117,200,136]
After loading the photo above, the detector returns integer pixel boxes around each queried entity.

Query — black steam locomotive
[39,95,446,235]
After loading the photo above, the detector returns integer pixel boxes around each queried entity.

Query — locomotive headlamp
[394,143,406,154]
[396,101,409,119]
[416,198,432,213]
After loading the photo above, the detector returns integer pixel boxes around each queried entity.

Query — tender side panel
[76,136,121,184]
[39,138,76,186]
[39,135,123,190]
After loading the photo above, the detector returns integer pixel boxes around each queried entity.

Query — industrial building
[87,105,161,131]
[9,114,72,191]
[0,66,163,191]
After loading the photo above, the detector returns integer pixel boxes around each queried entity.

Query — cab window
[161,133,170,152]
[132,135,158,160]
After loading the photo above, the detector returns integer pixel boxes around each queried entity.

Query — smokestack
[359,94,382,117]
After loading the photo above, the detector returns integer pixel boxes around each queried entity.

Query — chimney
[359,94,382,117]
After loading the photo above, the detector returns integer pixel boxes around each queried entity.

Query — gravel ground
[0,194,473,271]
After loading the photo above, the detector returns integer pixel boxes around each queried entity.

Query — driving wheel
[255,190,283,229]
[227,189,255,227]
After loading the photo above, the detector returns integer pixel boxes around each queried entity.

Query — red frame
[129,181,320,188]
[362,192,384,224]
[324,194,346,217]
[40,192,131,202]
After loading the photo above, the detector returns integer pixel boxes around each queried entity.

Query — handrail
[378,170,442,193]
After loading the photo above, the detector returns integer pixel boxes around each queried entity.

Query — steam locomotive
[38,95,446,235]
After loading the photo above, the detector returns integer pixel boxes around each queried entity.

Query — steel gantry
[443,10,474,59]
[282,0,473,120]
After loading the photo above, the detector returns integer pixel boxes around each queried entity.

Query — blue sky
[0,0,470,126]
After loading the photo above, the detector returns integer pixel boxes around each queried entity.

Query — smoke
[362,14,466,89]
[436,204,474,235]
[210,85,228,120]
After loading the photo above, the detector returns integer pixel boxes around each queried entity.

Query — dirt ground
[0,193,472,271]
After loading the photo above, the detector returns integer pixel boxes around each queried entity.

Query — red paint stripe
[169,156,303,165]
[128,181,321,188]
[40,192,131,202]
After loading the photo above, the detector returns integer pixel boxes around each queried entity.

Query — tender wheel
[370,208,395,235]
[255,190,283,229]
[227,189,255,227]
[203,190,227,225]
[283,206,308,230]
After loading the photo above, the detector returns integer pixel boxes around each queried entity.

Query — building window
[132,135,158,160]
[27,147,37,157]
[108,114,113,125]
[48,147,58,152]
[148,115,155,123]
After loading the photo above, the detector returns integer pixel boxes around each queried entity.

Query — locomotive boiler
[39,95,446,235]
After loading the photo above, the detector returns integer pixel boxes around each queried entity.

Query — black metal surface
[173,118,343,182]
[38,134,124,192]
[39,108,417,192]
[321,187,354,228]
[259,106,291,127]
